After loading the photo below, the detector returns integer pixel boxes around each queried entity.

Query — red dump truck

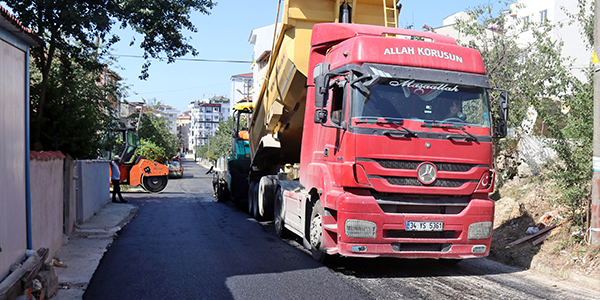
[239,0,508,263]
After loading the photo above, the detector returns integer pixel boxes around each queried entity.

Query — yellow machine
[249,0,398,167]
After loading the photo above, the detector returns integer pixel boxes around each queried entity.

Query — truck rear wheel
[258,176,276,220]
[309,201,330,263]
[142,175,168,193]
[274,187,289,238]
[248,181,257,216]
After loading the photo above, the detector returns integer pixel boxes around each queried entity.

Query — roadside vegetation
[128,99,180,164]
[455,0,593,229]
[3,0,216,159]
[196,117,235,162]
[455,0,599,276]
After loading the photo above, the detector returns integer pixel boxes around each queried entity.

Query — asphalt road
[84,158,600,300]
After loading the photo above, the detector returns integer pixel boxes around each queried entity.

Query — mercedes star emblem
[417,162,437,185]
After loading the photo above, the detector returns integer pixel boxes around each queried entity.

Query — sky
[111,0,507,113]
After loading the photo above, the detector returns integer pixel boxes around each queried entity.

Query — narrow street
[83,158,600,300]
[83,158,361,300]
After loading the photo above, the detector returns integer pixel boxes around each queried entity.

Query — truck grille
[381,176,468,187]
[375,159,478,172]
[372,192,470,215]
[391,243,452,252]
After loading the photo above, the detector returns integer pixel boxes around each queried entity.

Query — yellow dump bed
[249,0,397,166]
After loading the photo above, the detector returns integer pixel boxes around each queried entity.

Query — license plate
[406,221,443,231]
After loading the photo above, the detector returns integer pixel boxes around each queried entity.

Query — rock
[517,161,536,177]
[538,212,555,226]
[37,265,58,299]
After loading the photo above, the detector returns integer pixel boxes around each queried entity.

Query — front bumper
[331,192,494,259]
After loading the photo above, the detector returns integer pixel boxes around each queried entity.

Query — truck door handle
[383,131,417,138]
[446,134,476,142]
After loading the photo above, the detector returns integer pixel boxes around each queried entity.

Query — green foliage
[455,1,593,225]
[128,101,179,162]
[538,1,594,225]
[197,118,234,161]
[135,139,168,164]
[3,0,215,150]
[454,3,575,133]
[29,56,121,158]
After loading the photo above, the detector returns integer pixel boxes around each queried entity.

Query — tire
[248,181,257,215]
[309,201,330,263]
[274,187,289,238]
[258,176,276,220]
[216,183,229,202]
[142,175,168,193]
[251,183,260,219]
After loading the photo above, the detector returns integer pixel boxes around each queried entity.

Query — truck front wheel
[309,201,330,263]
[274,187,289,238]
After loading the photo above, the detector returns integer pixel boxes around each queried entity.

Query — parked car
[168,159,183,178]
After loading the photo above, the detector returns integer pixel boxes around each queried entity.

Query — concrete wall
[30,152,65,261]
[0,28,28,280]
[76,160,110,224]
[63,156,76,236]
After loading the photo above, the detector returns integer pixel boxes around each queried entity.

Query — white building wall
[156,105,180,135]
[249,24,278,104]
[505,0,589,81]
[434,11,496,45]
[230,74,253,115]
[188,97,229,153]
[0,35,28,280]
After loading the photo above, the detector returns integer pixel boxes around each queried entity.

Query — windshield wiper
[355,117,418,138]
[421,121,478,142]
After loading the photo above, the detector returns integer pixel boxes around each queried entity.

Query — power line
[114,54,252,64]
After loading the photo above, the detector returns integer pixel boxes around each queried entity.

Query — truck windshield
[351,78,491,128]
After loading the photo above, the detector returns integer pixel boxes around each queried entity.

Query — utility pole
[590,0,600,244]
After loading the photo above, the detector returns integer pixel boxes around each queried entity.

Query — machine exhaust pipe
[340,2,351,23]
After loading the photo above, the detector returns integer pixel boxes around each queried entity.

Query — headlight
[345,219,377,239]
[468,221,493,239]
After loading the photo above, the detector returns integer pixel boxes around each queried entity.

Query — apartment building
[188,96,230,152]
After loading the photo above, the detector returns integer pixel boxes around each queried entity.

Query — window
[330,79,345,125]
[351,78,491,128]
[540,10,547,24]
[523,16,529,30]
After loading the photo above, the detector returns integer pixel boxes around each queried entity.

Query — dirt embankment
[490,176,600,288]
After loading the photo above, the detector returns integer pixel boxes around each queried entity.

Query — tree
[455,1,593,225]
[127,99,179,163]
[29,55,121,158]
[3,0,216,150]
[198,117,234,161]
[454,3,576,136]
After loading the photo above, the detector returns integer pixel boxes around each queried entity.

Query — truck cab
[245,1,508,263]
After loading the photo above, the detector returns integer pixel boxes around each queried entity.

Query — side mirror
[497,90,509,138]
[496,120,507,138]
[314,109,328,123]
[313,63,330,108]
[498,91,509,121]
